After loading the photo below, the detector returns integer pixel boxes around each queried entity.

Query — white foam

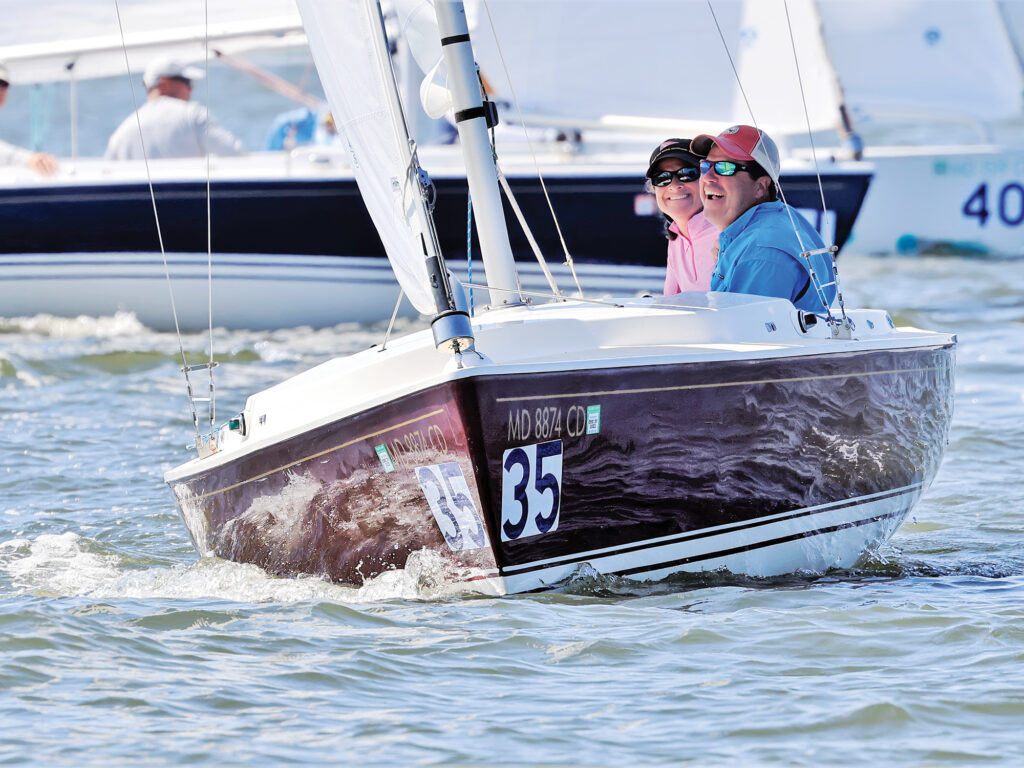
[354,549,478,602]
[1,532,122,597]
[0,311,148,338]
[1,531,478,604]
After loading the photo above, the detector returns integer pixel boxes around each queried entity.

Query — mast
[433,0,522,309]
[366,0,474,354]
[806,0,861,160]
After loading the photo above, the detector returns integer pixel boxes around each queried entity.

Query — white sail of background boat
[164,0,956,595]
[816,0,1024,256]
[462,0,842,138]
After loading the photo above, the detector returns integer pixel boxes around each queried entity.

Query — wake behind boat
[164,0,955,595]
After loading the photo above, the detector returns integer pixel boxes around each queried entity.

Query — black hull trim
[1,172,869,259]
[615,509,904,579]
[502,486,919,578]
[514,507,906,592]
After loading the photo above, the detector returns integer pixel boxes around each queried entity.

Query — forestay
[297,0,440,315]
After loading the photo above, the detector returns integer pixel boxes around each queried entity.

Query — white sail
[0,1,305,84]
[816,0,1024,124]
[297,0,440,315]
[733,0,841,135]
[392,0,453,118]
[463,0,841,136]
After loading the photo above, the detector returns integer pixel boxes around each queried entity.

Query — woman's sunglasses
[651,167,700,187]
[699,160,754,176]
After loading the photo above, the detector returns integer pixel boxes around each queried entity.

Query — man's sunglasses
[699,160,755,176]
[650,167,700,187]
[169,76,193,88]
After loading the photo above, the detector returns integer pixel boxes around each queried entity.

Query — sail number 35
[416,462,489,552]
[501,440,562,542]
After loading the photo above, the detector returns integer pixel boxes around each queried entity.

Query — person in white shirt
[105,56,245,161]
[0,60,59,176]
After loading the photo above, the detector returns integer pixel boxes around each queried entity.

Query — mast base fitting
[431,310,475,354]
[798,311,818,333]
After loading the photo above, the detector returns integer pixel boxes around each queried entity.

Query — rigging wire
[466,193,474,315]
[204,0,217,438]
[380,287,405,352]
[781,0,850,333]
[496,167,563,297]
[782,0,830,232]
[706,0,845,333]
[112,0,202,451]
[479,0,583,297]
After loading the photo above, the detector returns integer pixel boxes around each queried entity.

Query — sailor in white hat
[105,55,245,161]
[0,59,59,176]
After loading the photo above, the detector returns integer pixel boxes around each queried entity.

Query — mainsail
[463,0,843,136]
[297,0,440,315]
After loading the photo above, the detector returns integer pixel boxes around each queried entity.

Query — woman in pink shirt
[645,139,720,294]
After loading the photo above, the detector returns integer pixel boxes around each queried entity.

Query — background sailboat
[816,0,1024,256]
[0,0,870,330]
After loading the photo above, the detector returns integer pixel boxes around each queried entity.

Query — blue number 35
[502,440,562,541]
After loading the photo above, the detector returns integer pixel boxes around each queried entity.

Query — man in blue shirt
[690,125,836,313]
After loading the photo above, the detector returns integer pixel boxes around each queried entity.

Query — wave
[0,311,149,338]
[0,532,490,604]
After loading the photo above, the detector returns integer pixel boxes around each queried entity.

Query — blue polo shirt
[710,201,837,313]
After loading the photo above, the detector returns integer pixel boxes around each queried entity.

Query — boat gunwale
[164,329,956,485]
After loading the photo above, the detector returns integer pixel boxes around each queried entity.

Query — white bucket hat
[143,56,205,90]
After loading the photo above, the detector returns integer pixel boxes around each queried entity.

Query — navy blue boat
[0,154,870,329]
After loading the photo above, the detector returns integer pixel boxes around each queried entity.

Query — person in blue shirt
[690,125,836,313]
[264,107,338,151]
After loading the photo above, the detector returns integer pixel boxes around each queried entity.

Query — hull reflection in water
[166,298,956,595]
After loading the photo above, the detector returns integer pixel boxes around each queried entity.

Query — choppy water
[1,253,1023,766]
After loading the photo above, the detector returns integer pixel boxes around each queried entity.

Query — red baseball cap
[691,125,781,183]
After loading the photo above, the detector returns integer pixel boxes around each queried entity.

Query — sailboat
[814,0,1024,256]
[164,0,955,595]
[0,0,872,330]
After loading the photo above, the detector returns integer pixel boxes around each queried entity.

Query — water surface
[1,254,1023,766]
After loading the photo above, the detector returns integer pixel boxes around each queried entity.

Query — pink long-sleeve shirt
[663,211,720,294]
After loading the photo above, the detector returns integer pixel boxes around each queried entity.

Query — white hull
[0,251,666,330]
[848,144,1024,257]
